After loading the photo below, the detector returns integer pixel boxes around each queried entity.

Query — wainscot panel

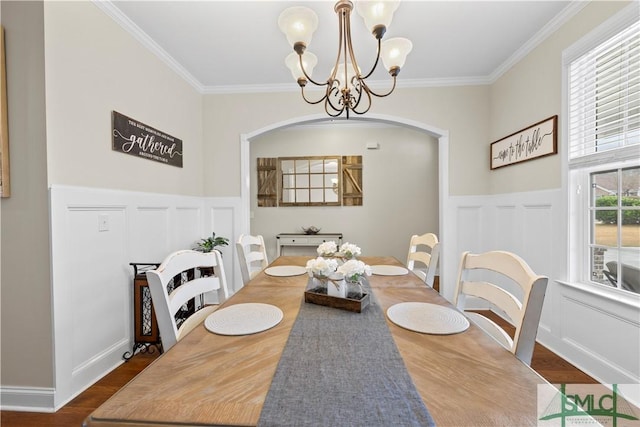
[48,185,242,411]
[447,189,639,388]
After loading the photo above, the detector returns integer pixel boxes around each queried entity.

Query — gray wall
[0,1,53,388]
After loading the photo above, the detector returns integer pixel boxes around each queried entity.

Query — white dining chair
[146,249,229,352]
[236,234,269,286]
[453,250,548,365]
[406,232,440,288]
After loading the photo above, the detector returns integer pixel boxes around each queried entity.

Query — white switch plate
[98,214,109,232]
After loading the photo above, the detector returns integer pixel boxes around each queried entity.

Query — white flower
[306,257,338,278]
[337,259,372,282]
[339,242,361,259]
[317,241,338,256]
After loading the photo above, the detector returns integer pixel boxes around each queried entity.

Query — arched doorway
[239,113,451,295]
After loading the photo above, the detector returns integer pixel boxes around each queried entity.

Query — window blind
[569,20,640,163]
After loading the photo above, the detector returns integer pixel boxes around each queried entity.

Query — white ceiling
[102,1,581,93]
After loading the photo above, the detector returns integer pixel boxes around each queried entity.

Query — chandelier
[278,0,412,118]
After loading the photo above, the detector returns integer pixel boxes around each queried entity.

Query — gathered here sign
[112,111,183,167]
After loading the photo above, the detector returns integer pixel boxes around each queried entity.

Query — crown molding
[200,75,494,95]
[488,1,588,83]
[93,0,205,93]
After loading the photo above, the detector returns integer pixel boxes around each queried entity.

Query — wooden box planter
[304,286,370,313]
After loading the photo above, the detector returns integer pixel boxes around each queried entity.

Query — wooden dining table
[84,256,551,426]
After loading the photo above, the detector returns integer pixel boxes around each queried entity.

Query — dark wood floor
[1,312,597,427]
[484,311,598,384]
[0,350,158,427]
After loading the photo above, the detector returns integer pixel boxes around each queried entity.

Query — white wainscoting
[446,188,639,386]
[11,185,638,412]
[48,185,242,410]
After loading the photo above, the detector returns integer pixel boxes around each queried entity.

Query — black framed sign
[490,115,557,170]
[112,111,183,167]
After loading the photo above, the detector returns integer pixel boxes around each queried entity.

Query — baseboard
[0,386,55,412]
[478,308,637,388]
[536,327,637,386]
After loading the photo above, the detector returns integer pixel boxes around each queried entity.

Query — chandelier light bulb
[381,37,412,73]
[285,52,318,81]
[332,62,361,86]
[356,0,400,37]
[278,7,319,49]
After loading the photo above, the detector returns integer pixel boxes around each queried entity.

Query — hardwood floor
[482,311,598,384]
[0,313,597,427]
[0,351,158,427]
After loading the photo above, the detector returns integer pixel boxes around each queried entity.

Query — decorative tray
[304,286,370,313]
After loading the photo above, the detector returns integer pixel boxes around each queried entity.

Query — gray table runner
[258,282,435,427]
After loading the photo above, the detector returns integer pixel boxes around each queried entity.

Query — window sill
[556,280,640,308]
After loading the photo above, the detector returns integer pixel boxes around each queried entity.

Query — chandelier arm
[359,38,382,80]
[359,76,398,98]
[297,54,329,88]
[324,83,345,116]
[300,86,329,105]
[342,10,378,83]
[327,3,345,89]
[324,101,345,117]
[352,83,373,115]
[339,6,349,88]
[352,104,372,115]
[325,82,346,113]
[348,77,364,111]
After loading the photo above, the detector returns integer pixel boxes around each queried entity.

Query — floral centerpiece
[305,242,371,312]
[337,259,371,299]
[317,241,338,257]
[339,242,361,259]
[316,241,362,261]
[305,256,339,280]
[337,259,372,283]
[305,256,341,296]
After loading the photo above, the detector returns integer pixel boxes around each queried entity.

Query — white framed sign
[490,115,557,170]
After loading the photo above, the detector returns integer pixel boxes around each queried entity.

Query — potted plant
[193,232,229,253]
[193,233,229,277]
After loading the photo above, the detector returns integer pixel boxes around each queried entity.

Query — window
[568,20,639,162]
[589,166,640,293]
[567,9,640,294]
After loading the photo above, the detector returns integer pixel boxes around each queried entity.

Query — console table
[276,233,343,256]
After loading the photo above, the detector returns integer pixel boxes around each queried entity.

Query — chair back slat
[236,234,269,286]
[406,233,440,288]
[463,251,539,293]
[459,280,523,326]
[168,276,220,314]
[454,250,548,365]
[146,249,229,351]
